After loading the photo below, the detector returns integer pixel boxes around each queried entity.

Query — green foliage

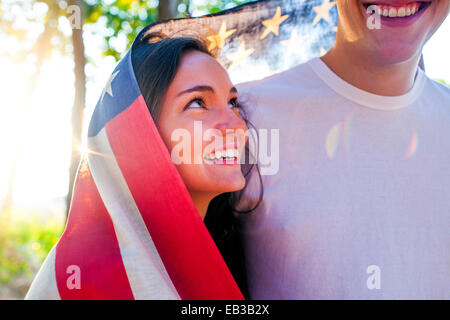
[0,0,71,61]
[0,0,254,62]
[0,210,63,299]
[83,0,252,61]
[84,0,159,60]
[187,0,249,15]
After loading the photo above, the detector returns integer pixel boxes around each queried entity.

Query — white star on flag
[312,0,336,26]
[101,70,120,102]
[281,28,306,49]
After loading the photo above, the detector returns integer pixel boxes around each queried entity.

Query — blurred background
[0,0,448,299]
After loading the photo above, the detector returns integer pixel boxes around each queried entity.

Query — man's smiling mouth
[363,1,432,18]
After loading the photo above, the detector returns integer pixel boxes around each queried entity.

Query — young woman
[25,30,261,300]
[131,32,263,299]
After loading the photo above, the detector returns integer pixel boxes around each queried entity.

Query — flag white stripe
[87,128,180,300]
[25,245,60,300]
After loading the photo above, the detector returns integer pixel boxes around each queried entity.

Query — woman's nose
[213,107,247,133]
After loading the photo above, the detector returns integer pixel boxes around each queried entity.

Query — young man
[237,0,450,299]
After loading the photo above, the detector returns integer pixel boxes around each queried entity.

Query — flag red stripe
[105,95,244,300]
[55,159,134,299]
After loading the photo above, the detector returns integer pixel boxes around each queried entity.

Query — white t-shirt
[236,57,450,299]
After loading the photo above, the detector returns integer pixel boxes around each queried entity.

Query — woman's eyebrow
[177,85,238,97]
[177,85,214,97]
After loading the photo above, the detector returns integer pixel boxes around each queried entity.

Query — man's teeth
[375,2,421,18]
[204,148,239,161]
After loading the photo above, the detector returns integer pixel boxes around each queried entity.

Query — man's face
[337,0,449,65]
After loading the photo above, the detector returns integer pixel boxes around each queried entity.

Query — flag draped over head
[27,20,246,303]
[26,0,340,300]
[53,42,245,299]
[147,0,338,83]
[26,40,244,300]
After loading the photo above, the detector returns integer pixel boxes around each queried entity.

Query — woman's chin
[208,172,246,194]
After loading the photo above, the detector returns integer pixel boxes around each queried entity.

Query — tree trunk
[158,0,177,20]
[66,0,86,216]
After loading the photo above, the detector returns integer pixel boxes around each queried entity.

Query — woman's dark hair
[131,32,263,299]
[131,32,211,122]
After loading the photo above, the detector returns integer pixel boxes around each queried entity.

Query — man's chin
[370,42,420,67]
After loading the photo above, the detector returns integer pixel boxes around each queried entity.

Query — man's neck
[320,42,421,96]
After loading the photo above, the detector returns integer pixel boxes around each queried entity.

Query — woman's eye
[228,98,239,109]
[185,98,206,110]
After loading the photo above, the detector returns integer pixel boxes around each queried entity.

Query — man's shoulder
[427,78,450,97]
[236,59,320,96]
[235,59,327,124]
[422,76,450,116]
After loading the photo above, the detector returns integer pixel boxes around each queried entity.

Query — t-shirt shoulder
[237,60,319,94]
[427,78,450,100]
[420,77,450,119]
[236,60,322,108]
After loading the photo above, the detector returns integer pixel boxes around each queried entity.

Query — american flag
[149,0,338,83]
[26,0,338,300]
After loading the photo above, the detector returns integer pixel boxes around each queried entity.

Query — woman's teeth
[372,2,422,18]
[204,148,239,161]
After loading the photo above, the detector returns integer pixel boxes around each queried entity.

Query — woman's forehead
[173,51,234,92]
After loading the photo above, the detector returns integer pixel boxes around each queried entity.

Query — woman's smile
[203,144,241,165]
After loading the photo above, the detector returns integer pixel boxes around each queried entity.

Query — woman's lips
[203,144,241,165]
[204,158,241,166]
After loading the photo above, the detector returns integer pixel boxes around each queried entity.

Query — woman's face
[157,50,248,199]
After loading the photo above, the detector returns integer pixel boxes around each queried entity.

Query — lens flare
[405,131,418,158]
